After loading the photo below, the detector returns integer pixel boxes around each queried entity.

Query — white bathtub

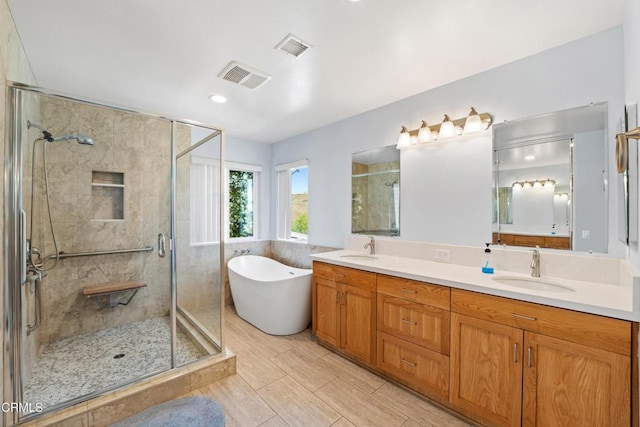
[227,255,312,335]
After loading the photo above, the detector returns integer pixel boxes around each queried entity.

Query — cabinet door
[522,332,630,427]
[450,313,523,427]
[313,277,339,347]
[340,283,376,365]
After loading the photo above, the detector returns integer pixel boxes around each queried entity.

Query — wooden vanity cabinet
[376,275,451,401]
[312,261,376,365]
[451,288,631,427]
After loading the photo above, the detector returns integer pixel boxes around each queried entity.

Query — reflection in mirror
[494,139,572,250]
[352,145,400,236]
[493,103,608,253]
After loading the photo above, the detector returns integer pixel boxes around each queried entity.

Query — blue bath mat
[109,396,224,427]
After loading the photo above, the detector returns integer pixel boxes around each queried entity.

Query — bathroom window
[276,159,309,241]
[226,162,261,240]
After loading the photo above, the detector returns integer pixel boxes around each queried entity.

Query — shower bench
[82,281,147,308]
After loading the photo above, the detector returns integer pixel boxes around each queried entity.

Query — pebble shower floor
[23,317,203,410]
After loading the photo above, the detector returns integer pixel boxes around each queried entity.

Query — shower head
[52,134,95,145]
[28,121,93,145]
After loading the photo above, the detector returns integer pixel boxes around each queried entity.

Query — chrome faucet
[530,248,540,277]
[364,236,375,255]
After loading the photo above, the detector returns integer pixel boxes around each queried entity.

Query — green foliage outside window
[292,213,308,234]
[229,170,254,238]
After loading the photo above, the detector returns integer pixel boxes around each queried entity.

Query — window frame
[275,159,309,241]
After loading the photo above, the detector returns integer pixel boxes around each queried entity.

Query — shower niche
[92,171,125,220]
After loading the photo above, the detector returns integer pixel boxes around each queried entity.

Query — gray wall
[271,26,626,258]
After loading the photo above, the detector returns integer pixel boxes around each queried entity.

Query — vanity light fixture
[395,108,492,149]
[396,126,412,149]
[524,155,535,161]
[512,179,556,189]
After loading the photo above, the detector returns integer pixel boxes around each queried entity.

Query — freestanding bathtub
[227,255,312,335]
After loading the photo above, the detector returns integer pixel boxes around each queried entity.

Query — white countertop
[310,250,639,322]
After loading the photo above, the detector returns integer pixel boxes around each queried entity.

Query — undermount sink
[339,254,378,261]
[492,275,576,293]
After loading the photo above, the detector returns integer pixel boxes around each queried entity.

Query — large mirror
[352,145,400,236]
[493,103,608,252]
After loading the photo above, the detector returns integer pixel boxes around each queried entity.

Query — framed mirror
[352,145,400,236]
[493,103,608,252]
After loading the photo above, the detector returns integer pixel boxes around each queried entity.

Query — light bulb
[463,107,483,133]
[438,115,456,139]
[417,121,432,143]
[396,126,411,149]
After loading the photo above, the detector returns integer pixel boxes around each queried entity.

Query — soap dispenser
[482,243,494,274]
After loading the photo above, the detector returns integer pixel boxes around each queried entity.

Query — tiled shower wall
[32,95,173,344]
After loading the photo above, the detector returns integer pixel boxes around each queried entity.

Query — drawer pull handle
[527,347,532,367]
[401,319,417,326]
[401,288,417,294]
[335,273,346,282]
[401,359,416,367]
[513,343,518,363]
[512,313,537,321]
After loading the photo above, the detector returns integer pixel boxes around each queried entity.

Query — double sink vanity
[310,241,639,427]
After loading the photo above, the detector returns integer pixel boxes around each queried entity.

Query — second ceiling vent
[275,33,312,58]
[218,61,272,89]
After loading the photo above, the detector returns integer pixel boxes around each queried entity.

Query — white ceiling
[7,0,626,143]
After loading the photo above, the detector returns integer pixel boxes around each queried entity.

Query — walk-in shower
[4,85,225,425]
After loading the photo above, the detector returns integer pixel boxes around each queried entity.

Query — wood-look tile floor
[186,306,471,427]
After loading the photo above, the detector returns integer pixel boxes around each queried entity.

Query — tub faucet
[233,248,252,256]
[364,236,375,255]
[530,247,540,277]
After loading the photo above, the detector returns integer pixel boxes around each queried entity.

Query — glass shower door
[174,123,224,358]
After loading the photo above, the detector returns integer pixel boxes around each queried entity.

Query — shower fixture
[25,120,95,275]
[27,120,95,145]
[53,133,95,145]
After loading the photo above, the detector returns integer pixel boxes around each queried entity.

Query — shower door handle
[21,209,27,284]
[157,233,166,258]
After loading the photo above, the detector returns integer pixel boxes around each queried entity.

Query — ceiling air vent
[275,33,312,58]
[218,61,271,89]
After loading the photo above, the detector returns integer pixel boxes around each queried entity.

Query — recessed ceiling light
[525,155,535,160]
[209,94,227,103]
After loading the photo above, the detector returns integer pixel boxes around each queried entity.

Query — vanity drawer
[377,275,450,310]
[313,261,335,281]
[313,262,376,291]
[333,265,376,291]
[377,294,450,355]
[377,331,449,400]
[451,289,631,355]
